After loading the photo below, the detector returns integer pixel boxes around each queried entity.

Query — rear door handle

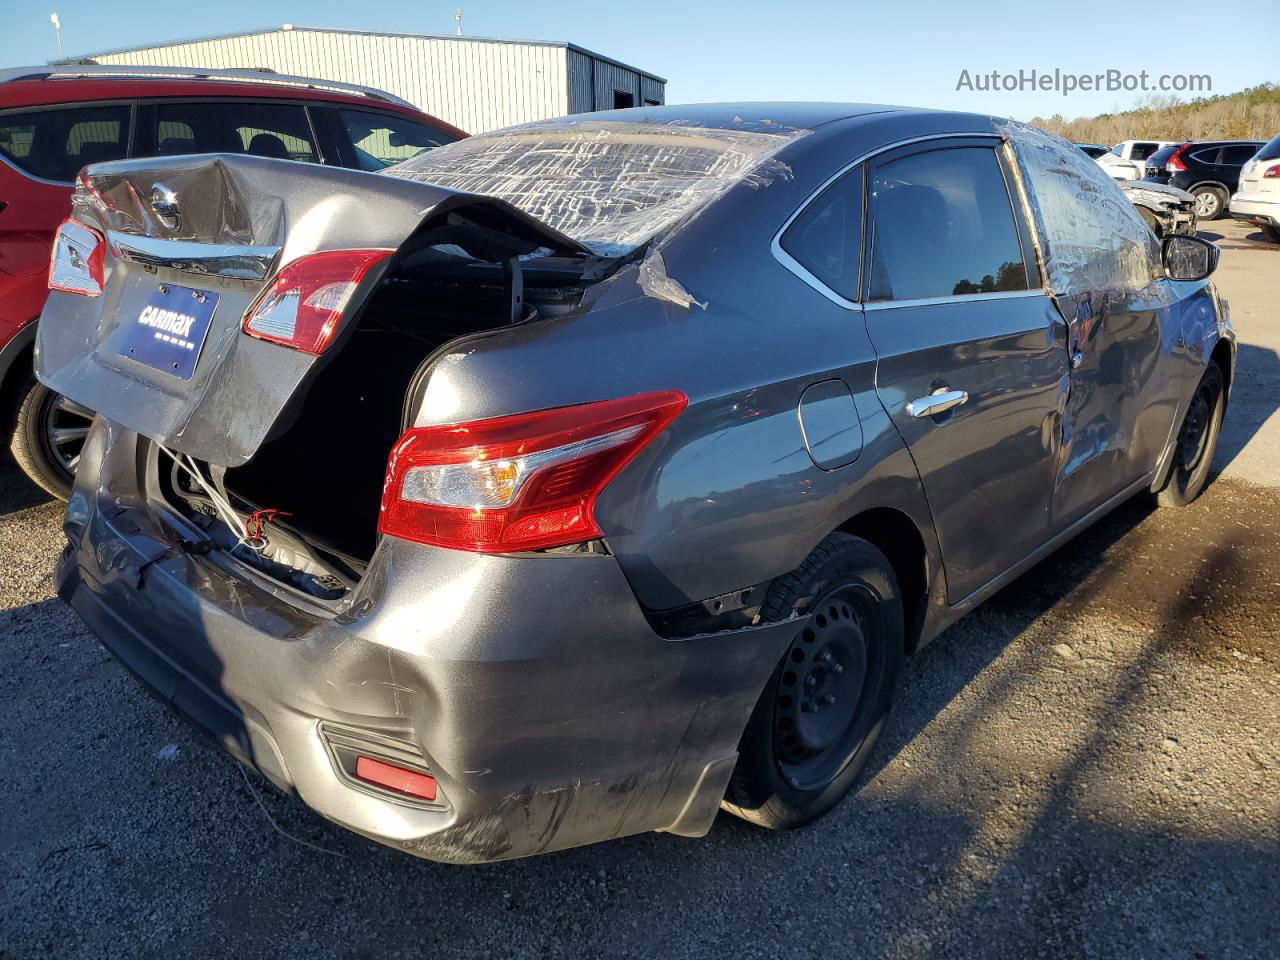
[907,388,969,419]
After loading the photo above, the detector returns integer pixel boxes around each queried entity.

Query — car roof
[524,102,993,136]
[0,66,464,135]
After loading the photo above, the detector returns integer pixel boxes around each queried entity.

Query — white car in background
[1230,134,1280,243]
[1097,139,1179,180]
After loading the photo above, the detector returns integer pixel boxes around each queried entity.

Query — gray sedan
[37,103,1233,863]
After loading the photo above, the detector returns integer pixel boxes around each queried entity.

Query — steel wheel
[1158,360,1225,508]
[723,533,904,830]
[773,585,880,791]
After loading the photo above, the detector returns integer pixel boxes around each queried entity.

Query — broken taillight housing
[379,391,688,553]
[49,218,105,296]
[242,249,392,355]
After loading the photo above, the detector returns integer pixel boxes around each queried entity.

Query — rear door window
[867,146,1028,302]
[336,108,457,170]
[151,101,319,162]
[779,168,863,300]
[0,104,131,182]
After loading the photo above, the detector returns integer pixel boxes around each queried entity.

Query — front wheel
[8,377,94,500]
[722,533,904,829]
[1157,361,1225,508]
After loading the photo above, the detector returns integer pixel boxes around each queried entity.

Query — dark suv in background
[1143,139,1265,220]
[0,65,463,497]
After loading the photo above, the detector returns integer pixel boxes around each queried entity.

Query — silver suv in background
[38,104,1233,863]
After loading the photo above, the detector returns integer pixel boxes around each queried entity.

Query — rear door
[35,153,588,467]
[0,101,135,332]
[864,137,1068,602]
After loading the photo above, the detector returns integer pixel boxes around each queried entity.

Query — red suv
[0,65,464,497]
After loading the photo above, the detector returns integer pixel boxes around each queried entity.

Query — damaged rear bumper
[57,421,797,864]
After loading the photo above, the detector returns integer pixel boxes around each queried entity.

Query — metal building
[59,25,667,134]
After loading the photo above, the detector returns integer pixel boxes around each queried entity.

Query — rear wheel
[1192,186,1227,221]
[1157,361,1225,508]
[8,376,93,500]
[1261,223,1280,244]
[722,533,904,829]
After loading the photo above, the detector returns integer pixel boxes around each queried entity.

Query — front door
[865,138,1069,602]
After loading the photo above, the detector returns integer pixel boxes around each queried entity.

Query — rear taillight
[1264,166,1280,179]
[1166,144,1190,172]
[242,249,391,355]
[379,391,688,553]
[49,218,105,296]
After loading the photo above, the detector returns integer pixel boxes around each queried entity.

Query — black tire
[1157,361,1225,508]
[8,376,91,500]
[722,533,904,829]
[1261,223,1280,245]
[1192,186,1228,221]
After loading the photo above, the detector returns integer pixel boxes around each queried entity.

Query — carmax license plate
[118,283,218,380]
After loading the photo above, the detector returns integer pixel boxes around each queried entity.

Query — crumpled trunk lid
[36,153,586,467]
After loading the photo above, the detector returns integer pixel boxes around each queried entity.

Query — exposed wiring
[236,763,347,859]
[157,443,252,549]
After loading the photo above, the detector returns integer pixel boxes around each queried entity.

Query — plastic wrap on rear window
[383,119,806,256]
[996,119,1159,299]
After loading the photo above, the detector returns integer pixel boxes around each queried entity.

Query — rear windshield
[1257,135,1280,162]
[1146,145,1181,165]
[383,119,804,256]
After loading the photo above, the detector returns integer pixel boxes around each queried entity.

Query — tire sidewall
[9,377,74,500]
[1159,362,1225,507]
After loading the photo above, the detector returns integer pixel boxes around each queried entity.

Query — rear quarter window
[0,104,131,182]
[779,169,863,300]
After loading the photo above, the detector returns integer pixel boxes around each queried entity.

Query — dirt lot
[1,220,1277,960]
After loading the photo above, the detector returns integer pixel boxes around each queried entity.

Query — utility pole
[455,8,463,36]
[50,12,64,59]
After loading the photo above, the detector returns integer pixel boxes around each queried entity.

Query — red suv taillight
[379,391,688,553]
[1166,144,1190,172]
[49,218,105,296]
[243,249,392,355]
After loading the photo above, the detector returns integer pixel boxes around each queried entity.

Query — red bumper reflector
[354,756,438,801]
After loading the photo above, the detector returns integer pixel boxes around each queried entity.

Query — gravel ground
[1,221,1277,959]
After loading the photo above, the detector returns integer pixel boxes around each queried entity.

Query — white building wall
[90,29,573,134]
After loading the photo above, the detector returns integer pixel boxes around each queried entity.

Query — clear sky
[2,0,1276,121]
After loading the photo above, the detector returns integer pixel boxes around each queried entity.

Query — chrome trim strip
[108,231,279,280]
[770,132,1001,310]
[862,289,1045,311]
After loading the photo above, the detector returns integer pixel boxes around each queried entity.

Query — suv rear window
[0,105,131,182]
[153,101,318,162]
[337,108,456,170]
[1147,145,1181,166]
